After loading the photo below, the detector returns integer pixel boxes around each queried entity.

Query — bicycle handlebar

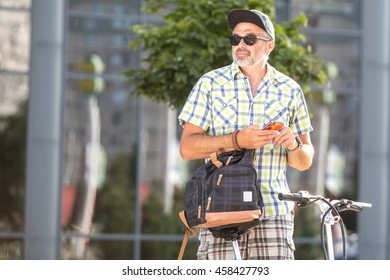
[279,191,372,260]
[332,199,372,213]
[278,191,372,212]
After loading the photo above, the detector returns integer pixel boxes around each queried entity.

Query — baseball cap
[227,9,275,40]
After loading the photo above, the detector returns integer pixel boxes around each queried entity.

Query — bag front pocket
[184,178,206,226]
[208,166,259,212]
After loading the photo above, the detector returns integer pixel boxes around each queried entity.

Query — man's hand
[272,126,297,150]
[237,125,280,149]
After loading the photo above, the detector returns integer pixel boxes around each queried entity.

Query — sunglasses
[229,34,272,46]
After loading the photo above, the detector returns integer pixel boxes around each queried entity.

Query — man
[178,9,314,260]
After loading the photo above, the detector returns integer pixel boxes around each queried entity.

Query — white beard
[233,49,268,68]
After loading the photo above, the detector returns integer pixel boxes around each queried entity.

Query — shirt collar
[230,62,277,82]
[230,62,242,78]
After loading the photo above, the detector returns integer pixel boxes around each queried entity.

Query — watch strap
[286,137,303,153]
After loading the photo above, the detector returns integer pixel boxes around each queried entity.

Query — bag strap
[178,211,197,260]
[239,149,256,165]
[178,230,190,260]
[210,152,223,168]
[216,149,255,166]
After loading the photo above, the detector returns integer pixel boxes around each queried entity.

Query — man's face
[231,22,274,68]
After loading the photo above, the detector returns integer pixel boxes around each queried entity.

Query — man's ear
[267,41,275,55]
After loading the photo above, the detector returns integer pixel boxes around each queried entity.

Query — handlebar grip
[335,199,372,212]
[278,191,321,205]
[352,201,372,208]
[278,192,305,201]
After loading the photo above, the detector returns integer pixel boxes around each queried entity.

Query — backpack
[178,149,264,260]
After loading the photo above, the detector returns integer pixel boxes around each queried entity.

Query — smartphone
[264,122,284,131]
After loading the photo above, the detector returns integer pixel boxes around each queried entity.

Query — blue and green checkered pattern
[179,62,313,218]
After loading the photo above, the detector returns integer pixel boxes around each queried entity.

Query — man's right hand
[237,125,280,149]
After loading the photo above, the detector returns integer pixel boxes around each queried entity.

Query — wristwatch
[286,137,303,153]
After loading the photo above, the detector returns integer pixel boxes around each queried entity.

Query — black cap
[227,9,275,40]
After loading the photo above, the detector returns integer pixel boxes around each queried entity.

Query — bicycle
[278,191,372,260]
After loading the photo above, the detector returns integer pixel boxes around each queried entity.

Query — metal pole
[232,240,242,260]
[324,224,334,260]
[358,0,390,260]
[315,106,330,197]
[133,97,144,259]
[74,96,101,258]
[24,0,65,259]
[163,108,177,214]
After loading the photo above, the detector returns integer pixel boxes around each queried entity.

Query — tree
[124,0,327,109]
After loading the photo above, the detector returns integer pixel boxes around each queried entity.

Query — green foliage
[141,186,188,259]
[124,0,327,109]
[293,207,323,260]
[141,191,172,259]
[94,152,187,259]
[93,153,136,259]
[272,13,327,97]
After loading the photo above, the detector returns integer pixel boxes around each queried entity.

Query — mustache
[235,48,250,56]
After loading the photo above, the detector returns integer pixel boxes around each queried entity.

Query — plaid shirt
[178,62,313,218]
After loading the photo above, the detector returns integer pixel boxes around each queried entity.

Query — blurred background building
[0,0,388,259]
